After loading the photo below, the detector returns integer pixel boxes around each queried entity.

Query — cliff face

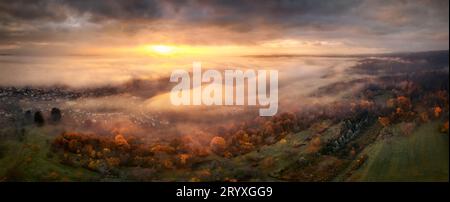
[322,111,373,154]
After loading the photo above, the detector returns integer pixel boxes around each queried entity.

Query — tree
[24,110,33,124]
[50,108,62,123]
[210,136,226,155]
[378,117,390,127]
[434,106,442,118]
[441,121,449,134]
[34,111,45,126]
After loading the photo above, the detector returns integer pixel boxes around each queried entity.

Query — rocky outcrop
[322,111,373,154]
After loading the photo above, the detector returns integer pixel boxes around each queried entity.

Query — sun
[150,45,175,55]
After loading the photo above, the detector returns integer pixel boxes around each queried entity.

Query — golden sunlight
[150,45,175,55]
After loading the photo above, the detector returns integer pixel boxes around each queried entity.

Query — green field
[347,121,449,182]
[0,127,99,181]
[1,119,448,181]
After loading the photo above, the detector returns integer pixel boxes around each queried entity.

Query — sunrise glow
[150,45,175,55]
[0,0,448,185]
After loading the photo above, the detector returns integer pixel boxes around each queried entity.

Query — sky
[0,0,449,57]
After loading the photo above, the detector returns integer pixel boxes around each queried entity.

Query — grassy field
[0,127,99,181]
[1,119,448,181]
[347,121,449,182]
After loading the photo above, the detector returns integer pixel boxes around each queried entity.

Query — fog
[0,54,372,145]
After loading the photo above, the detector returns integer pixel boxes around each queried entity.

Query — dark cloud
[63,0,163,22]
[183,0,362,28]
[0,0,448,53]
[0,0,68,21]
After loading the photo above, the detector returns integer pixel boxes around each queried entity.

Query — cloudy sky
[0,0,448,56]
